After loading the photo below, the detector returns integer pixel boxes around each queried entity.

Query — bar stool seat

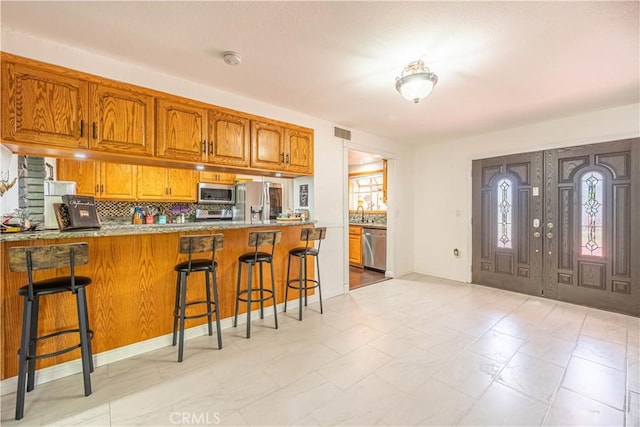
[8,243,94,421]
[284,227,327,320]
[234,230,281,338]
[172,234,224,362]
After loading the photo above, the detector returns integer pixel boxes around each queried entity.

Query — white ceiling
[1,1,638,145]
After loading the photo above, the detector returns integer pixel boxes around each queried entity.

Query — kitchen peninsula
[0,220,315,380]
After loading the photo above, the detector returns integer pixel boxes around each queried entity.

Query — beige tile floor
[1,274,638,426]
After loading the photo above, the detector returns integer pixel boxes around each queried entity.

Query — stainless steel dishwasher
[362,227,386,271]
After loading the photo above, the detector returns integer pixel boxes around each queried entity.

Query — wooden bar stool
[172,234,224,362]
[233,230,281,338]
[284,227,327,320]
[8,243,94,420]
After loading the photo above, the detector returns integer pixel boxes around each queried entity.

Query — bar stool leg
[234,263,242,328]
[270,260,278,329]
[27,296,39,392]
[316,255,323,314]
[259,262,265,320]
[211,269,223,349]
[298,255,304,321]
[76,288,92,396]
[177,272,188,362]
[81,290,94,373]
[284,254,291,313]
[304,254,309,307]
[172,273,181,346]
[246,263,253,338]
[205,272,213,336]
[15,297,32,420]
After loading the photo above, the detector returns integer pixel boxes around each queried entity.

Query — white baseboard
[0,298,315,397]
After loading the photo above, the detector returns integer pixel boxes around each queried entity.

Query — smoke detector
[223,51,242,66]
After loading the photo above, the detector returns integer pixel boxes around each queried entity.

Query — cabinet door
[89,84,154,155]
[57,159,98,196]
[156,97,205,161]
[2,62,88,148]
[348,230,363,267]
[284,126,314,174]
[207,109,251,167]
[99,163,137,200]
[167,169,196,201]
[199,171,236,184]
[250,120,285,171]
[136,165,168,200]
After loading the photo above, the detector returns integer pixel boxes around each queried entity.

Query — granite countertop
[348,222,387,230]
[0,220,316,242]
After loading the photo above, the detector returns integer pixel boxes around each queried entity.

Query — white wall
[413,103,640,282]
[0,145,19,215]
[1,30,416,297]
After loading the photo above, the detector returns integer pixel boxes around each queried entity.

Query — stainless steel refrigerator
[233,181,271,223]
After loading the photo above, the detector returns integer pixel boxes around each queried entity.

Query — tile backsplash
[97,201,228,222]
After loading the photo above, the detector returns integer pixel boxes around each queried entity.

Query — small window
[497,178,513,249]
[580,171,604,257]
[349,173,387,211]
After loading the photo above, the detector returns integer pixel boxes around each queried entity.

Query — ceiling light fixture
[395,60,438,103]
[223,51,242,66]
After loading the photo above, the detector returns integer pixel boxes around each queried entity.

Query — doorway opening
[347,149,389,290]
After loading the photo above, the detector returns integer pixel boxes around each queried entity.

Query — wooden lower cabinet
[137,166,196,201]
[57,159,137,200]
[0,225,315,379]
[349,225,363,267]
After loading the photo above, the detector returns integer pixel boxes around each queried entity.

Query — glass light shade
[395,60,438,103]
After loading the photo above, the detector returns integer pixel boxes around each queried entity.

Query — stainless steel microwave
[197,183,235,204]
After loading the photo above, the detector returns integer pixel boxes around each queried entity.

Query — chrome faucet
[356,206,365,223]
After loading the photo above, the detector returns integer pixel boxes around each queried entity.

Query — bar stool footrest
[174,300,217,320]
[237,288,275,303]
[22,328,94,360]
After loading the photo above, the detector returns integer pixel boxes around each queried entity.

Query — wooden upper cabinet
[156,97,205,162]
[167,169,196,201]
[57,159,137,200]
[199,171,236,185]
[284,126,314,174]
[89,83,154,155]
[57,159,97,196]
[207,109,251,167]
[250,120,285,171]
[250,120,314,175]
[99,162,137,200]
[137,165,196,201]
[2,61,88,149]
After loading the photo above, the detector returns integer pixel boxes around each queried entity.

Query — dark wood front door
[472,139,639,316]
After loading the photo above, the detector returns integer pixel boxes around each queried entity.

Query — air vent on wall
[334,127,351,141]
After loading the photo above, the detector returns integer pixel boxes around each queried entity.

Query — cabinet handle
[169,187,172,195]
[100,184,104,194]
[209,140,214,155]
[202,140,207,154]
[281,153,285,163]
[286,153,290,164]
[95,184,99,194]
[92,122,97,139]
[80,119,84,137]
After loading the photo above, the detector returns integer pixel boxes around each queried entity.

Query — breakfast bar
[0,221,315,380]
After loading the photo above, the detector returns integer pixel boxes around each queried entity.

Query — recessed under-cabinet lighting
[74,153,87,159]
[196,165,204,170]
